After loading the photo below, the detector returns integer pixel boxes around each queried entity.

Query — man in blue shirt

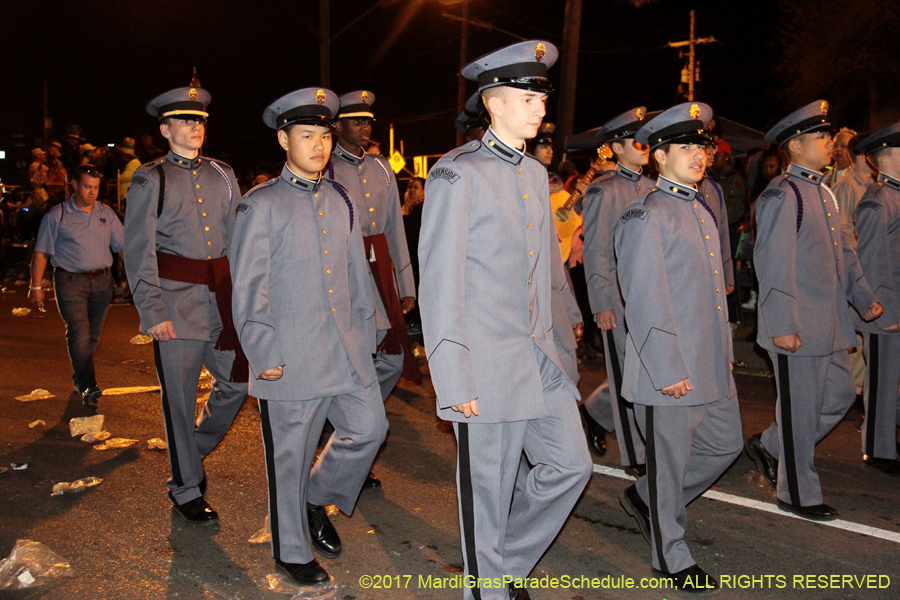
[30,164,125,406]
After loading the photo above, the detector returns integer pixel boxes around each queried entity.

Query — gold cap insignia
[361,91,369,103]
[820,101,828,115]
[316,89,326,105]
[189,88,198,101]
[636,108,644,120]
[535,42,545,62]
[690,104,700,119]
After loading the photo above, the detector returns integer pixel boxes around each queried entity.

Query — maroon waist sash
[363,234,422,383]
[155,251,248,383]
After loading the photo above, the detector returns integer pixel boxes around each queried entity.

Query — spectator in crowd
[365,140,382,156]
[825,127,856,186]
[29,164,124,406]
[61,125,86,172]
[46,141,69,203]
[78,143,97,166]
[117,138,141,199]
[402,177,425,332]
[137,133,165,163]
[832,133,874,248]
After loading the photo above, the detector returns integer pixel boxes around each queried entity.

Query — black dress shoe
[624,464,646,478]
[745,434,777,489]
[508,581,531,599]
[276,559,330,585]
[863,455,900,475]
[776,499,838,521]
[653,564,718,595]
[307,503,342,558]
[579,405,607,457]
[619,484,651,545]
[82,386,102,407]
[363,471,382,488]
[169,492,218,524]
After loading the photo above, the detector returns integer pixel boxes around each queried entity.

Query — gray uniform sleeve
[616,206,690,390]
[108,207,125,253]
[582,184,616,314]
[842,204,879,317]
[123,169,171,331]
[383,163,416,299]
[716,188,734,288]
[754,188,800,337]
[550,216,581,327]
[855,198,900,325]
[230,198,286,377]
[420,167,478,409]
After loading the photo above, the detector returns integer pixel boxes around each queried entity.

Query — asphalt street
[1,283,898,600]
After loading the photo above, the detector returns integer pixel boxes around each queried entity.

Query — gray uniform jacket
[124,151,239,338]
[420,128,578,423]
[551,246,582,384]
[229,166,377,401]
[615,177,736,407]
[581,164,654,316]
[754,164,878,355]
[854,174,900,333]
[699,177,734,288]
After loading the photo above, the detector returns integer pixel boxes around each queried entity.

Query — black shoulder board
[857,199,881,211]
[235,202,251,215]
[131,174,148,187]
[429,166,461,184]
[620,207,648,224]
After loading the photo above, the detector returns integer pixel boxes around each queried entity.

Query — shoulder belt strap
[785,180,803,233]
[155,163,167,218]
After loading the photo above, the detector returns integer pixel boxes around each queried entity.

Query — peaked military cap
[533,122,555,145]
[764,100,831,146]
[262,87,340,130]
[596,107,647,145]
[455,92,487,134]
[337,90,375,119]
[635,102,713,150]
[856,122,900,155]
[462,40,558,93]
[146,87,211,121]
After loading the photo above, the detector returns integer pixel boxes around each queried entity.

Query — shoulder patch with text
[856,199,881,212]
[620,207,648,224]
[759,188,786,202]
[235,202,251,215]
[131,174,148,187]
[429,167,460,184]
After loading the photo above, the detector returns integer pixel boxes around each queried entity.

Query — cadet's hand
[661,379,692,399]
[573,322,584,339]
[451,400,479,418]
[864,301,883,322]
[726,284,735,295]
[28,287,45,307]
[773,333,802,352]
[147,321,177,342]
[260,366,283,381]
[401,297,415,314]
[596,310,617,331]
[882,322,900,333]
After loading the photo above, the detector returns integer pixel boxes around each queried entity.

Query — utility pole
[556,0,581,164]
[667,10,717,101]
[43,79,50,148]
[320,0,331,87]
[455,0,469,147]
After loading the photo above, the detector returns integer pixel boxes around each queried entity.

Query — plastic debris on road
[51,477,103,496]
[93,438,138,450]
[129,334,153,345]
[69,415,105,437]
[103,385,160,395]
[81,431,111,443]
[12,308,32,316]
[266,572,336,598]
[146,438,167,450]
[249,515,271,543]
[10,463,28,471]
[16,389,54,402]
[28,420,45,429]
[0,540,74,590]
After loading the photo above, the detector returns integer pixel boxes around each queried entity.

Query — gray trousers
[375,329,404,401]
[862,333,900,460]
[259,381,387,564]
[453,350,591,600]
[634,395,742,573]
[761,350,855,507]
[154,333,247,505]
[583,325,646,466]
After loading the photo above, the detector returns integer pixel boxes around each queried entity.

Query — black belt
[55,267,110,277]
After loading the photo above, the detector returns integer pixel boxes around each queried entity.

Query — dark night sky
[0,0,809,180]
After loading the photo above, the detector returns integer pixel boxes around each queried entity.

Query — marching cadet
[420,40,591,600]
[230,88,388,584]
[616,103,743,593]
[854,123,900,474]
[124,86,248,524]
[746,101,883,520]
[527,123,564,193]
[329,90,419,488]
[579,107,652,473]
[456,92,488,143]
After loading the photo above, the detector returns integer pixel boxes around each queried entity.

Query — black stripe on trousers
[607,330,638,466]
[154,341,183,489]
[646,407,668,573]
[865,335,880,458]
[777,354,801,506]
[457,423,482,600]
[259,400,282,562]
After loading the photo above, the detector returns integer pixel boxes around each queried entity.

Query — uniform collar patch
[482,127,525,165]
[616,164,641,181]
[282,164,321,192]
[657,176,697,200]
[334,143,365,166]
[787,162,823,184]
[167,150,202,170]
[878,172,900,190]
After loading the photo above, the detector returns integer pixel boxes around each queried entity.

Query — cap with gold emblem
[595,106,648,145]
[262,87,340,130]
[145,87,211,121]
[461,40,558,93]
[336,90,375,120]
[765,100,831,146]
[635,102,713,150]
[856,122,900,155]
